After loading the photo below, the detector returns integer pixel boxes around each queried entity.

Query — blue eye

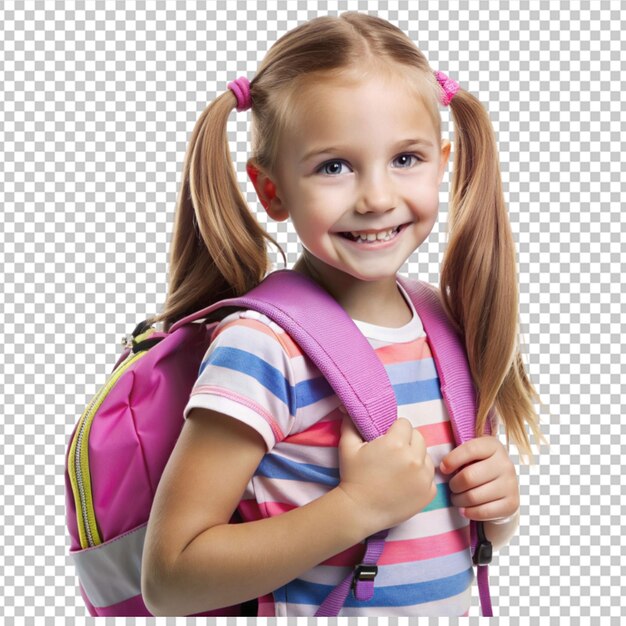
[317,160,350,176]
[394,153,422,168]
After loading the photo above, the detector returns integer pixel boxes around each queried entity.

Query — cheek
[291,198,334,228]
[288,208,327,245]
[409,187,439,215]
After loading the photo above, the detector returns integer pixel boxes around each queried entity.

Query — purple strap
[314,529,388,616]
[472,522,494,616]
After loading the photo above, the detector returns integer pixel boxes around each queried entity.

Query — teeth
[348,226,399,242]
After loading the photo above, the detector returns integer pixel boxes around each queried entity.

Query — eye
[316,160,351,176]
[393,153,423,168]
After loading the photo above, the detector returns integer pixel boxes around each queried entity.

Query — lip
[336,222,410,250]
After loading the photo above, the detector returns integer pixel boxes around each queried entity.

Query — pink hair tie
[434,70,460,106]
[227,76,252,111]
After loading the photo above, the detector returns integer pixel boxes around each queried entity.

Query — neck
[292,256,412,327]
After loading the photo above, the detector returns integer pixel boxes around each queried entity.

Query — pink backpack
[65,269,495,617]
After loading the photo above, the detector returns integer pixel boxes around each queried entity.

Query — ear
[246,159,289,222]
[437,139,452,186]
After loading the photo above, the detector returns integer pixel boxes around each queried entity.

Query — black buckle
[352,564,378,589]
[472,521,493,565]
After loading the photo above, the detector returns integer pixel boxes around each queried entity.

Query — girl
[141,12,545,617]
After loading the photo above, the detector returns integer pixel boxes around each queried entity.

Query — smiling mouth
[339,223,410,243]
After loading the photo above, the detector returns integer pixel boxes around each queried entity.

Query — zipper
[68,342,149,549]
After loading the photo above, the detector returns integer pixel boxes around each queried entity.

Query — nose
[355,169,397,214]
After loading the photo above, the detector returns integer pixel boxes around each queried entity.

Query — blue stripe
[256,454,339,486]
[199,346,296,415]
[394,377,442,406]
[284,567,474,607]
[295,375,334,408]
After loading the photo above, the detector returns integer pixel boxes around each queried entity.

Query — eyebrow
[301,138,435,163]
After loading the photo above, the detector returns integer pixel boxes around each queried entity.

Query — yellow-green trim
[68,407,89,547]
[68,349,149,549]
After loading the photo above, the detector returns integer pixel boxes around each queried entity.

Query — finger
[388,417,414,443]
[449,458,504,494]
[338,415,364,451]
[440,436,498,473]
[458,497,512,522]
[450,476,504,509]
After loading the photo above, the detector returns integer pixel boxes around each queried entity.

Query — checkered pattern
[1,1,622,621]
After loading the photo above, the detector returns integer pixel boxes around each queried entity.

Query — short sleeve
[182,311,297,451]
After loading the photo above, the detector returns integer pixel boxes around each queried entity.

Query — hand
[439,436,520,522]
[337,416,437,534]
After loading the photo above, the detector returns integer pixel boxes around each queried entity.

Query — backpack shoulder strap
[396,276,492,443]
[171,269,397,442]
[397,276,494,617]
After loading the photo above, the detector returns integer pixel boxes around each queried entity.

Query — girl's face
[265,72,450,290]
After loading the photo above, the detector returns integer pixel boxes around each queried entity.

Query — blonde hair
[146,11,548,463]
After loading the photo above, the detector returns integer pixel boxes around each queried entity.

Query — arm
[141,409,373,616]
[142,410,437,616]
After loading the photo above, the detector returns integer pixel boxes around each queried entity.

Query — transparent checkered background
[1,0,622,622]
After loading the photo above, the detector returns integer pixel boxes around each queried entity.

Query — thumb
[339,414,364,452]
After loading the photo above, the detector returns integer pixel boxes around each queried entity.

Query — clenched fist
[337,416,437,535]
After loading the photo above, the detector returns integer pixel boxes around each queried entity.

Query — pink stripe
[320,526,469,567]
[283,416,452,449]
[238,498,264,521]
[375,336,430,364]
[284,414,342,446]
[377,526,470,565]
[191,385,285,442]
[418,420,454,447]
[263,500,297,516]
[257,593,275,616]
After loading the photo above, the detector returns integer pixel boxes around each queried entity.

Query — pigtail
[440,88,548,463]
[147,85,286,332]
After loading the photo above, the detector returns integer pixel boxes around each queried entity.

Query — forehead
[284,72,439,150]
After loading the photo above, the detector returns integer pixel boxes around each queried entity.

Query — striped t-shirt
[183,281,474,617]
